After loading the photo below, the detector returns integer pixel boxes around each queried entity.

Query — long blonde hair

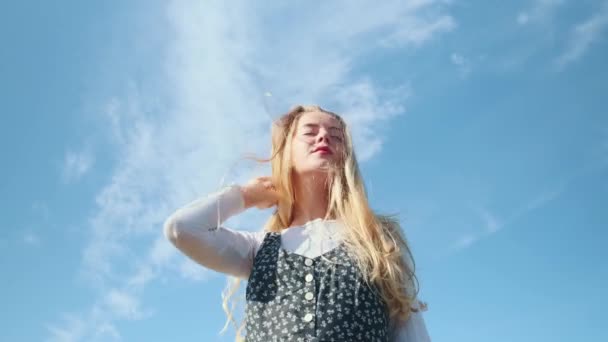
[219,105,424,341]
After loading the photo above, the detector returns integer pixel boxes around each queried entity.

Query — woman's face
[290,111,345,175]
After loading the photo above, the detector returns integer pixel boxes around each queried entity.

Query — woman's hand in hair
[239,176,281,210]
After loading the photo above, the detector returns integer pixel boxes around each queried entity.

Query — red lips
[313,146,332,154]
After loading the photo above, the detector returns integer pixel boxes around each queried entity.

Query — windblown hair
[219,105,424,341]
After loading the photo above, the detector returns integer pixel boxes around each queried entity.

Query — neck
[290,172,331,227]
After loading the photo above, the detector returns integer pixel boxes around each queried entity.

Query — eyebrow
[301,123,342,131]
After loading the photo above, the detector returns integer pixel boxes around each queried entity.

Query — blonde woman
[164,105,431,341]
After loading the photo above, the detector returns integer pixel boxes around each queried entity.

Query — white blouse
[164,184,432,341]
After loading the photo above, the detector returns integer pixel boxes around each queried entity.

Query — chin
[297,165,332,176]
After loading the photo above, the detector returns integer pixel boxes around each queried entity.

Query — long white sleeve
[391,300,432,342]
[163,184,265,280]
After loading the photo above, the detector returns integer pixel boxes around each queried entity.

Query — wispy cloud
[179,258,211,282]
[46,307,123,342]
[443,205,502,255]
[104,289,152,321]
[47,237,171,341]
[555,2,608,69]
[451,233,479,251]
[46,0,456,339]
[445,182,566,255]
[380,15,456,47]
[60,148,94,183]
[516,0,564,25]
[450,52,472,78]
[490,0,564,70]
[45,313,87,342]
[477,207,502,234]
[23,231,41,246]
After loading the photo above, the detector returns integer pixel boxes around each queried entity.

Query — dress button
[304,258,313,266]
[305,273,313,282]
[303,313,313,322]
[305,292,314,300]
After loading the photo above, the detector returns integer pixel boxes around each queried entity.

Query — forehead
[297,111,341,130]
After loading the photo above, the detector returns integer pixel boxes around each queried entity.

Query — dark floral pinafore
[245,232,389,342]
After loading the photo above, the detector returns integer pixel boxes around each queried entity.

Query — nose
[316,129,331,143]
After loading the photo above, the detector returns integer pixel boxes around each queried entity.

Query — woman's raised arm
[163,184,265,279]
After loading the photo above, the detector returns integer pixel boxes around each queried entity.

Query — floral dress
[245,232,390,342]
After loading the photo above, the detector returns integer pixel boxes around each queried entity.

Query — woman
[164,105,431,341]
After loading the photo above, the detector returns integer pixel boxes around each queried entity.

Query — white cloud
[516,0,564,25]
[91,323,121,341]
[23,231,41,246]
[105,289,151,321]
[444,205,502,255]
[179,259,210,282]
[45,313,86,342]
[451,233,478,251]
[516,182,567,217]
[450,52,465,65]
[444,182,566,256]
[555,2,608,69]
[331,81,410,161]
[517,13,530,25]
[46,307,122,342]
[450,52,472,78]
[380,15,456,47]
[48,0,457,339]
[478,208,502,234]
[61,148,94,183]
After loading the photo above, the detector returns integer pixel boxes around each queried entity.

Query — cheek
[332,145,346,164]
[290,140,310,166]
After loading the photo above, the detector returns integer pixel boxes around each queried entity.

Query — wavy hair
[219,105,424,341]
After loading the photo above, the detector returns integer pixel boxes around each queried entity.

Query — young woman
[164,105,431,341]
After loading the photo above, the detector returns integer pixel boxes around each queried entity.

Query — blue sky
[1,0,607,341]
